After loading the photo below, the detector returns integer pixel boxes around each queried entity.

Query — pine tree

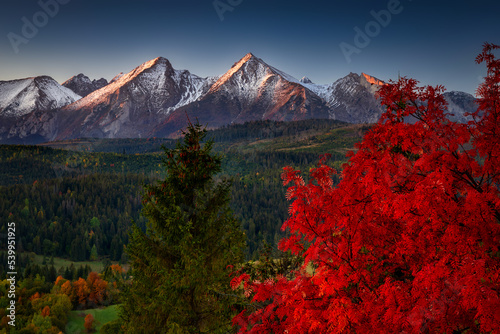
[122,121,245,333]
[90,244,98,261]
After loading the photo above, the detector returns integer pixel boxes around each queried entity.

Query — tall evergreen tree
[122,121,245,333]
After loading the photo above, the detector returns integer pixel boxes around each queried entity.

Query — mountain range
[0,53,476,144]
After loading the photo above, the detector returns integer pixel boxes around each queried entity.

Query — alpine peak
[243,52,256,59]
[0,75,81,118]
[361,73,385,86]
[0,53,476,145]
[137,56,172,71]
[62,73,108,97]
[300,76,313,84]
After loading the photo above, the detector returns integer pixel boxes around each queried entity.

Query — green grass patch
[32,254,107,273]
[220,124,368,155]
[65,304,120,333]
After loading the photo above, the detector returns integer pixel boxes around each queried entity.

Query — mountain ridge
[62,74,108,97]
[0,53,477,144]
[0,76,81,118]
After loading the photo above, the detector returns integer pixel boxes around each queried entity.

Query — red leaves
[84,313,95,332]
[234,43,500,333]
[41,305,50,317]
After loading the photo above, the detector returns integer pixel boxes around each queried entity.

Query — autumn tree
[87,271,109,307]
[84,313,95,333]
[74,277,91,307]
[122,121,246,333]
[232,43,500,333]
[41,305,50,317]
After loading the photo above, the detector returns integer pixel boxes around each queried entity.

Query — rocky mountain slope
[152,53,331,137]
[54,57,216,140]
[0,76,81,118]
[62,74,108,97]
[0,76,81,143]
[443,91,476,123]
[0,54,477,144]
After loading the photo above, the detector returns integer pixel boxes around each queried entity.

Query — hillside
[0,120,367,261]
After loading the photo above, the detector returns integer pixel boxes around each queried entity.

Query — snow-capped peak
[300,76,313,84]
[63,73,92,86]
[0,76,81,117]
[64,56,211,115]
[208,52,303,95]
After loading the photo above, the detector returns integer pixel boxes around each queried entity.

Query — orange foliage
[110,264,124,275]
[73,278,90,306]
[29,292,40,301]
[87,272,108,305]
[41,305,50,317]
[55,275,65,285]
[56,271,111,308]
[84,313,94,332]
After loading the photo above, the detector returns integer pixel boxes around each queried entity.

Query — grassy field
[220,123,368,155]
[32,254,107,273]
[65,304,120,333]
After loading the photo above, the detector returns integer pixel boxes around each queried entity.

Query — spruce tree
[122,121,245,333]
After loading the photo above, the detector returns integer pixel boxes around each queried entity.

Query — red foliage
[41,305,50,317]
[84,313,95,332]
[55,275,65,286]
[86,271,108,306]
[110,264,124,275]
[233,43,500,333]
[73,277,90,307]
[29,292,40,301]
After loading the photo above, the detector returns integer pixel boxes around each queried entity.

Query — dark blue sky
[1,0,499,94]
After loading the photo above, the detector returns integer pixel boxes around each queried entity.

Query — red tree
[232,43,500,333]
[73,277,90,307]
[86,271,108,306]
[41,305,50,317]
[84,313,95,333]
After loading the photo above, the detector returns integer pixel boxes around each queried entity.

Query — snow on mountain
[298,72,385,111]
[208,53,274,96]
[298,80,335,103]
[443,91,476,123]
[0,53,477,144]
[320,73,385,123]
[62,74,108,97]
[169,69,217,113]
[56,57,214,139]
[300,76,313,84]
[65,57,209,114]
[207,53,313,98]
[0,76,81,117]
[157,52,330,134]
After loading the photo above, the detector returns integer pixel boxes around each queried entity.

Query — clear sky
[0,0,498,94]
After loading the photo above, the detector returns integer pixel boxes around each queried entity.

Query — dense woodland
[0,119,366,332]
[0,120,362,268]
